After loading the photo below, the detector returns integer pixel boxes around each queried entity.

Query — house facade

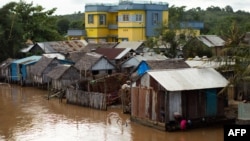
[10,55,42,85]
[85,0,169,43]
[74,52,116,78]
[30,56,61,85]
[131,68,229,131]
[46,65,80,90]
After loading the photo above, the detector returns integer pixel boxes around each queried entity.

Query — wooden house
[120,51,168,73]
[74,52,116,78]
[115,41,145,53]
[184,35,225,57]
[130,59,190,80]
[94,47,132,69]
[131,68,229,131]
[30,56,61,85]
[46,65,80,90]
[10,55,42,85]
[0,58,15,82]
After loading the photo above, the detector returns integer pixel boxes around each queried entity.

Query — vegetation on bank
[1,1,250,95]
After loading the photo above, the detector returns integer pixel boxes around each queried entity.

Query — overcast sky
[1,0,250,15]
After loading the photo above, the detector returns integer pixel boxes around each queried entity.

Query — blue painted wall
[10,56,41,81]
[206,89,217,117]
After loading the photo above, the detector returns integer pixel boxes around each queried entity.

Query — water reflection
[0,85,224,141]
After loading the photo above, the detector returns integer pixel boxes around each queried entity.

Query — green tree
[14,1,63,42]
[0,1,63,62]
[57,18,70,35]
[0,2,24,62]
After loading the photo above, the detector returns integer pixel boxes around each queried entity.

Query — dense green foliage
[55,13,85,35]
[0,1,63,62]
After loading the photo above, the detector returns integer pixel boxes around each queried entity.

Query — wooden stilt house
[131,68,229,131]
[46,65,80,90]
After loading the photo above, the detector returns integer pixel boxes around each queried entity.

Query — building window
[135,14,142,22]
[99,14,106,25]
[152,13,159,25]
[88,14,94,24]
[123,14,129,21]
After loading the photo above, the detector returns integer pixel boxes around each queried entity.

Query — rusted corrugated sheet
[145,88,152,119]
[138,88,146,118]
[131,87,139,117]
[151,90,157,121]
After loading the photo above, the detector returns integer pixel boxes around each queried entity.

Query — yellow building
[85,0,169,43]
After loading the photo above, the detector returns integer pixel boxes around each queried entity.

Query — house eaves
[197,35,225,47]
[147,68,228,91]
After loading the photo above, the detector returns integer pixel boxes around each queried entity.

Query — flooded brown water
[0,84,224,141]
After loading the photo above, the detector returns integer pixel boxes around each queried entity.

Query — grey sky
[1,0,250,15]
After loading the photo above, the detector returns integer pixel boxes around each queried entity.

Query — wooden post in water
[47,82,50,100]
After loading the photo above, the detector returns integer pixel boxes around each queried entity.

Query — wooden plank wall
[66,88,107,110]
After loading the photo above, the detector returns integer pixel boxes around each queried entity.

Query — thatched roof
[67,51,86,63]
[0,58,15,69]
[46,65,71,79]
[146,59,190,69]
[21,40,88,54]
[30,56,55,76]
[74,52,103,71]
[85,42,118,50]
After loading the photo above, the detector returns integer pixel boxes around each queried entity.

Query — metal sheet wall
[169,91,182,121]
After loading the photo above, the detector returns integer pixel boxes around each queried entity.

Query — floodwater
[0,84,224,141]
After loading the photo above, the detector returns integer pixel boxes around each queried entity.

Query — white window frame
[135,14,143,22]
[152,13,159,25]
[88,14,94,24]
[99,14,106,25]
[123,14,129,22]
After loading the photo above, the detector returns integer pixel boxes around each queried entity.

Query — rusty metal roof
[21,40,88,54]
[147,68,228,91]
[95,47,129,60]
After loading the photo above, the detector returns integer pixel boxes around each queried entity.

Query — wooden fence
[66,88,107,110]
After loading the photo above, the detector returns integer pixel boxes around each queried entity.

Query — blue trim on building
[10,55,42,81]
[146,11,163,37]
[180,21,204,29]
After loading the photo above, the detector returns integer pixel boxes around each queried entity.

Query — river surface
[0,84,224,141]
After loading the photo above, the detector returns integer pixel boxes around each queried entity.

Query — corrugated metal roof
[115,48,132,59]
[20,44,34,53]
[197,35,225,47]
[147,68,228,91]
[21,40,88,54]
[12,55,42,65]
[185,60,235,68]
[95,47,128,60]
[134,52,168,61]
[115,41,143,50]
[147,59,190,69]
[67,29,86,36]
[43,53,65,60]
